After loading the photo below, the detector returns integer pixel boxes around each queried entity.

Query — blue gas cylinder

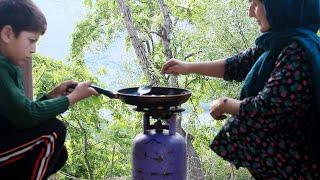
[132,113,186,180]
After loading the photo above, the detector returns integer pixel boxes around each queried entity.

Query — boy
[0,0,98,179]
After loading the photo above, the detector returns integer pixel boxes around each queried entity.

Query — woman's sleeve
[224,47,264,82]
[0,68,69,129]
[238,42,312,132]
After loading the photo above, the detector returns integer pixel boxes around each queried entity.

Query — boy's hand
[67,81,100,106]
[161,58,190,75]
[47,80,78,99]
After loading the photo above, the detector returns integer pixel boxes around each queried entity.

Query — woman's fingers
[161,58,179,74]
[210,99,226,120]
[210,108,222,119]
[165,66,178,74]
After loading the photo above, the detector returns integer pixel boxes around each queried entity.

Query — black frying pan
[91,85,191,108]
[68,84,192,108]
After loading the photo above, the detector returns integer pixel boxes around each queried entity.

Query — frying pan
[70,84,191,108]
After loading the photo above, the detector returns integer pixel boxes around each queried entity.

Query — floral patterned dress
[210,41,320,179]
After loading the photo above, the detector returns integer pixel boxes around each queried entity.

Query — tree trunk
[157,0,205,179]
[157,0,178,88]
[117,0,160,84]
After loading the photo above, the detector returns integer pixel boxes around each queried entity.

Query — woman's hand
[210,97,228,120]
[47,80,78,99]
[67,81,99,106]
[210,97,241,120]
[161,58,191,75]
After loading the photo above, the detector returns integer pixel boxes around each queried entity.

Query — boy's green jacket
[0,54,69,130]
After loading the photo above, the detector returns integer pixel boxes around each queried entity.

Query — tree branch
[183,50,203,60]
[117,0,160,84]
[77,120,95,180]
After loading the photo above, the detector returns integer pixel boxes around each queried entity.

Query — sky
[33,0,87,60]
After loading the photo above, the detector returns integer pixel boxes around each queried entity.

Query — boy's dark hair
[0,0,47,36]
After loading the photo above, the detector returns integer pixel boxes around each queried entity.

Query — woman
[161,0,320,178]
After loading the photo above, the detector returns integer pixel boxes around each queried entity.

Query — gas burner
[134,106,185,120]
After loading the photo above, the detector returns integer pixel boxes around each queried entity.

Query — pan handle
[67,84,119,99]
[89,85,119,99]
